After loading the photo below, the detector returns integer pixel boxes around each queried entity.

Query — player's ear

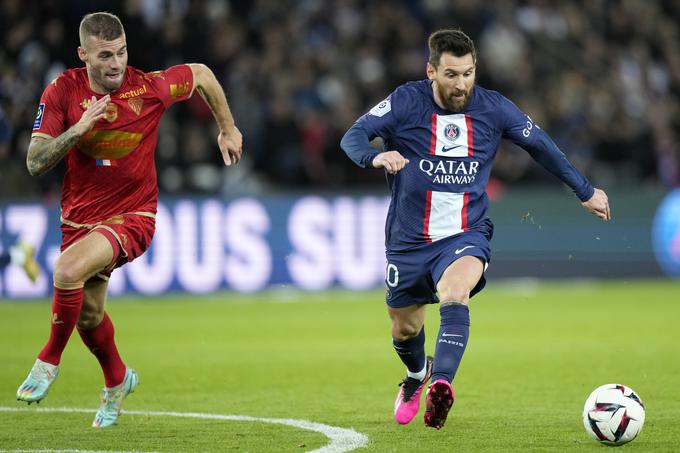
[77,46,87,63]
[426,62,436,80]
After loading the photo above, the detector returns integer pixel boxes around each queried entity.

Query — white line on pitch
[0,406,368,453]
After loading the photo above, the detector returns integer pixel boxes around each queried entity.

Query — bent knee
[53,257,89,287]
[391,321,422,341]
[437,283,471,306]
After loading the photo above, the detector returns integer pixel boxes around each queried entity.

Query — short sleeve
[499,94,539,148]
[31,78,68,139]
[148,64,195,108]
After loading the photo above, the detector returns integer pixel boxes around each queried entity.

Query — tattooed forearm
[195,86,214,110]
[27,127,82,176]
[191,64,235,131]
[196,84,233,131]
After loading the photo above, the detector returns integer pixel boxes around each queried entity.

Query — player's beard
[90,67,125,93]
[437,83,473,113]
[100,71,125,92]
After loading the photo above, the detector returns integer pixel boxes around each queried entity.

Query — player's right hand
[372,151,409,174]
[218,125,243,166]
[74,95,110,136]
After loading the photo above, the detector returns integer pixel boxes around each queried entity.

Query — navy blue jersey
[341,80,594,252]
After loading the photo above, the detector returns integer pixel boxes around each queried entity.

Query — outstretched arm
[499,95,610,221]
[189,63,242,166]
[522,130,611,221]
[27,95,110,176]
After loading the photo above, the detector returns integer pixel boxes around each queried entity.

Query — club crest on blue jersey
[444,123,460,141]
[33,104,45,130]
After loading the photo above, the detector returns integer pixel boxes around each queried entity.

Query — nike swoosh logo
[441,144,462,152]
[442,333,463,337]
[455,245,476,254]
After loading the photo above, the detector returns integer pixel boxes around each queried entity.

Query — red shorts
[61,213,156,281]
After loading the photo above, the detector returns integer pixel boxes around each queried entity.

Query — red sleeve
[148,64,195,108]
[32,77,68,138]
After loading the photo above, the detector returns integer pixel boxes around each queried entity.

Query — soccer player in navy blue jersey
[341,29,610,430]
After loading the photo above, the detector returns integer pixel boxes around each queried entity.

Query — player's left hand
[218,125,242,166]
[582,188,611,221]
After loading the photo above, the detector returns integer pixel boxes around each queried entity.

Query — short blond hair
[79,12,124,45]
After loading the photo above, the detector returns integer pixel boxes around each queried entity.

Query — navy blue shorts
[385,227,492,309]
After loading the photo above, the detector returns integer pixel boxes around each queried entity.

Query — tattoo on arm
[196,86,211,107]
[27,127,82,176]
[191,64,234,131]
[196,85,226,121]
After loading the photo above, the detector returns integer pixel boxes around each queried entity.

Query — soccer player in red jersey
[16,12,243,427]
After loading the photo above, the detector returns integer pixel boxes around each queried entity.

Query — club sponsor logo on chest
[118,84,147,99]
[419,159,479,185]
[77,130,143,160]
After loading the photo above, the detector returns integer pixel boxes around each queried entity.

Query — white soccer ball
[582,383,645,446]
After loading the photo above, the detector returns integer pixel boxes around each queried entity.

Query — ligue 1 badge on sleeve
[33,104,45,130]
[369,97,392,117]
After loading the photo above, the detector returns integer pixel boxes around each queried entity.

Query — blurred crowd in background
[1,0,679,199]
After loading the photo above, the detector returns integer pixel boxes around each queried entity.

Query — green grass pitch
[1,279,679,452]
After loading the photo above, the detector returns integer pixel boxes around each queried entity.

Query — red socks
[38,287,84,365]
[77,312,126,387]
[37,287,126,387]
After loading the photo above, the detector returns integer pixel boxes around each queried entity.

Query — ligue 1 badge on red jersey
[33,103,45,130]
[104,103,118,123]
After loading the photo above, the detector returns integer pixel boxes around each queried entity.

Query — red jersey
[31,65,194,225]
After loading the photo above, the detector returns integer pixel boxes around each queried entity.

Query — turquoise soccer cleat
[16,359,60,404]
[92,368,139,428]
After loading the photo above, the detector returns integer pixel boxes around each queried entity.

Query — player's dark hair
[79,12,125,44]
[428,29,476,68]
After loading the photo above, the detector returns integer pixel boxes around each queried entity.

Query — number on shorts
[386,263,399,287]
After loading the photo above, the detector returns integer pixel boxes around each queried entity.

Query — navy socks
[431,303,470,383]
[392,327,426,373]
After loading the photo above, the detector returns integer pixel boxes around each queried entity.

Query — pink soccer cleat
[424,379,455,429]
[394,356,433,425]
